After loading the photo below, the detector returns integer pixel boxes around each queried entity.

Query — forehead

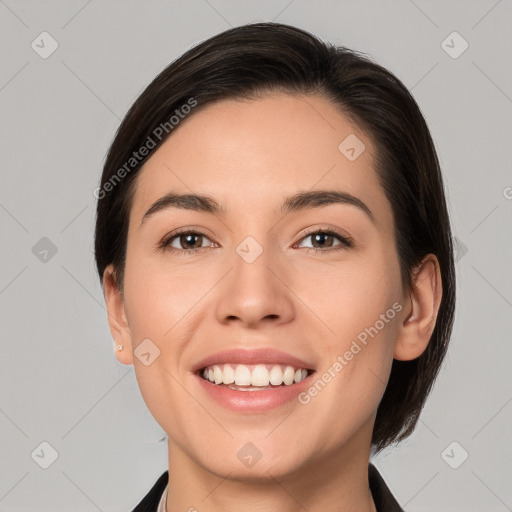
[129,93,390,228]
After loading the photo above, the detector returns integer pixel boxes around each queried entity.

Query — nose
[214,239,295,329]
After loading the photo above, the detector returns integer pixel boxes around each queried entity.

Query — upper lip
[191,348,316,373]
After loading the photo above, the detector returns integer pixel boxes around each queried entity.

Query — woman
[94,22,455,512]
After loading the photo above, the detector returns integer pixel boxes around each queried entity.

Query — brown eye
[160,231,215,254]
[296,229,353,252]
[310,232,336,249]
[175,233,205,250]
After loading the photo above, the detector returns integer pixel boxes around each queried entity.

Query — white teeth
[213,365,223,385]
[222,364,235,384]
[269,365,283,385]
[202,363,310,387]
[234,365,251,386]
[251,365,270,387]
[283,366,295,385]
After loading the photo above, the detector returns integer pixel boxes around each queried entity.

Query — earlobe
[102,264,134,365]
[393,255,443,361]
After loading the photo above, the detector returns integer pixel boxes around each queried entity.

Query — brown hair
[94,22,456,453]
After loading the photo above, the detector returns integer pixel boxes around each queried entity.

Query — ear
[394,254,443,361]
[102,264,133,365]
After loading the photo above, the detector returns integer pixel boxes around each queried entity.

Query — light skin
[103,93,442,512]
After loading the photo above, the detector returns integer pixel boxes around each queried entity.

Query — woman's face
[111,93,410,479]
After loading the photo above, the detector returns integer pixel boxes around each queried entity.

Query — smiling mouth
[197,363,315,391]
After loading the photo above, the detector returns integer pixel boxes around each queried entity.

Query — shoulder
[130,470,168,512]
[369,463,405,512]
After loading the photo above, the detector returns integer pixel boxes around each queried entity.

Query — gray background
[1,1,511,511]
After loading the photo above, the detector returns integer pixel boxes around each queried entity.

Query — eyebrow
[140,189,376,226]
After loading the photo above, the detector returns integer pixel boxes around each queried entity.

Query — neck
[165,433,377,512]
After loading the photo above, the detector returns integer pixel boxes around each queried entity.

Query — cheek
[122,247,196,340]
[297,260,401,422]
[290,248,403,410]
[122,257,197,430]
[294,252,401,341]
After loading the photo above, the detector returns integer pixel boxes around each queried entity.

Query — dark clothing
[368,464,405,511]
[132,463,404,511]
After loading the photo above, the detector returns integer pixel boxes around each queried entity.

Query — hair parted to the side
[94,22,456,453]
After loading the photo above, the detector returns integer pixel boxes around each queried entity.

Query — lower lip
[194,372,315,413]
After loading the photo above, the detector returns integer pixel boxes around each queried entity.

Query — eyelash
[158,227,354,255]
